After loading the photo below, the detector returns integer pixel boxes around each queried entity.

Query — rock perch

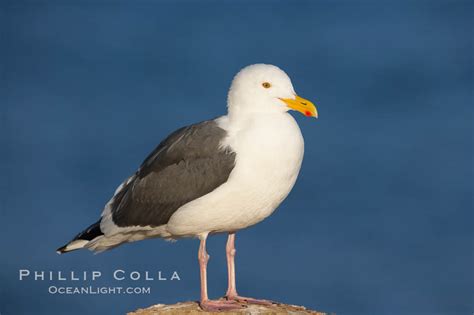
[128,301,333,315]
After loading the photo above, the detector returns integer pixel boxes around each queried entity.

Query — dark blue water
[2,1,472,314]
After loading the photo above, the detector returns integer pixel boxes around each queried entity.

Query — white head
[227,64,317,119]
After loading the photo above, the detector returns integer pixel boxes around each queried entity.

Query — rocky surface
[128,300,332,315]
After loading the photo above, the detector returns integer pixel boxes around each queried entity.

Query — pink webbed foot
[226,295,275,306]
[200,299,246,312]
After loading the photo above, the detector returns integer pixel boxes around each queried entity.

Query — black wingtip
[56,245,67,254]
[56,220,103,255]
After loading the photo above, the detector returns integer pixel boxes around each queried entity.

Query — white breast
[166,113,304,238]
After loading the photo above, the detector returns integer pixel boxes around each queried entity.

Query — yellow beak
[280,95,318,118]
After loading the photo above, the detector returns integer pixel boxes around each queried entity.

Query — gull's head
[227,64,318,119]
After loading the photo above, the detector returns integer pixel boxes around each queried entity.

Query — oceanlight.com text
[48,286,151,295]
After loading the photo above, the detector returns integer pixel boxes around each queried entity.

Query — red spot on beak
[304,110,312,117]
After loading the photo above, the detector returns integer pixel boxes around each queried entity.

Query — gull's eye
[262,82,271,89]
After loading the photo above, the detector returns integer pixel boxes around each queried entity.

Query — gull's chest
[229,114,304,191]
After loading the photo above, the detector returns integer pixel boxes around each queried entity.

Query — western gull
[57,64,318,311]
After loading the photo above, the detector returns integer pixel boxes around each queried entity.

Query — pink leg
[198,234,244,311]
[225,233,237,297]
[224,233,275,306]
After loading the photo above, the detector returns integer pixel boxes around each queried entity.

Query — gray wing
[110,119,236,228]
